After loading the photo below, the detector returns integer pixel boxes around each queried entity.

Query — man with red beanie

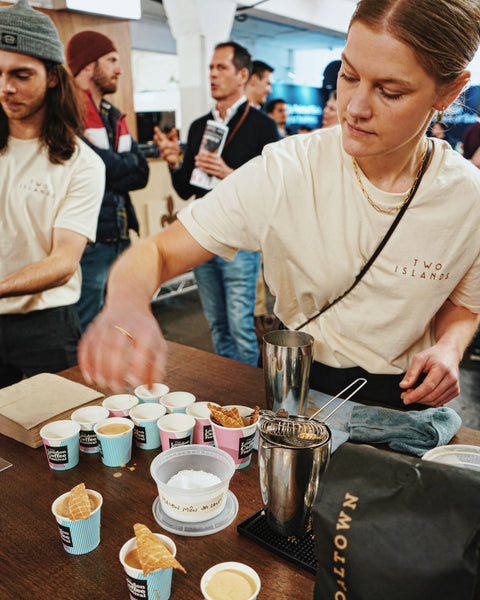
[66,30,149,332]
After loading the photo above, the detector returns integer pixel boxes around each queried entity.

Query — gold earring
[436,107,445,123]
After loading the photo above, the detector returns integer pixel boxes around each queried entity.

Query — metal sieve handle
[309,377,367,423]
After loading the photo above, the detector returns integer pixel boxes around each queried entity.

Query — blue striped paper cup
[119,534,177,600]
[40,420,80,470]
[51,489,102,555]
[129,403,166,450]
[94,418,134,467]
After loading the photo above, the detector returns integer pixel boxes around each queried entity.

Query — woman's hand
[78,302,168,394]
[399,344,460,407]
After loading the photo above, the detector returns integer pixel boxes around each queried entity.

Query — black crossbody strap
[295,138,433,331]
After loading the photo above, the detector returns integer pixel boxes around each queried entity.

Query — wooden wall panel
[0,4,137,137]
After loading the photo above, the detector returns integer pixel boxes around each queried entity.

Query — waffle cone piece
[207,403,244,428]
[68,483,91,520]
[134,523,186,576]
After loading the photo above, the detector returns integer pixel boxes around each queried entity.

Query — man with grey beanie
[0,0,104,388]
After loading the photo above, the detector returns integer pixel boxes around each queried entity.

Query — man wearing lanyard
[154,41,279,366]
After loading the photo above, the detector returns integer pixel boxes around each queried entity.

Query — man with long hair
[66,31,149,332]
[0,0,104,388]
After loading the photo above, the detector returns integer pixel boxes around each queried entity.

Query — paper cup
[160,391,196,414]
[210,405,258,469]
[119,533,177,600]
[102,394,138,417]
[186,401,219,446]
[134,383,170,403]
[40,420,80,471]
[94,417,134,467]
[51,489,102,555]
[129,403,166,450]
[157,413,195,450]
[71,405,109,454]
[201,562,261,600]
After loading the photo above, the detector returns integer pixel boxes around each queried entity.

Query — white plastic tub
[150,445,236,523]
[422,444,480,472]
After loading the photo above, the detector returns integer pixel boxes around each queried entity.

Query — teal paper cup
[51,489,102,555]
[134,383,170,403]
[94,417,134,467]
[160,391,196,414]
[119,533,177,600]
[129,403,166,450]
[40,420,80,471]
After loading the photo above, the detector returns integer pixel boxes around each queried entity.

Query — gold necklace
[351,140,428,215]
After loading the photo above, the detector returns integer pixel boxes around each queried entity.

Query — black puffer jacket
[82,91,149,242]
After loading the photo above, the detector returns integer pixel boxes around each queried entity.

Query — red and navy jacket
[81,90,149,242]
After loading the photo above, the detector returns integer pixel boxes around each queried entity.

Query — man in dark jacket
[66,31,149,331]
[153,41,279,366]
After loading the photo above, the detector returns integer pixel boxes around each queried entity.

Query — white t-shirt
[0,137,104,313]
[178,125,480,374]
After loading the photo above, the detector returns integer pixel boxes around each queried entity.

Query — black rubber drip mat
[237,509,317,574]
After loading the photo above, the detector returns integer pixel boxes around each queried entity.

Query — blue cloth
[193,250,261,366]
[348,405,462,456]
[76,239,130,332]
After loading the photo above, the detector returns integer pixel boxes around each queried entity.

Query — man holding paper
[153,41,279,366]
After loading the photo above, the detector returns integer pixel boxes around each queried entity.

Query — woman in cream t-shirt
[79,0,480,409]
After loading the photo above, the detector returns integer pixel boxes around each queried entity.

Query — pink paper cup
[102,394,138,418]
[71,405,109,454]
[210,405,258,469]
[186,401,219,445]
[157,413,195,450]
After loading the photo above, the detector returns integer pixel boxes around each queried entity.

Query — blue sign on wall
[267,83,324,132]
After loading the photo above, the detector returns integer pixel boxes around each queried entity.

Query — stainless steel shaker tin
[263,330,314,417]
[258,415,331,537]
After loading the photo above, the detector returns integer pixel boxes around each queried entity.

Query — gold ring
[114,325,135,342]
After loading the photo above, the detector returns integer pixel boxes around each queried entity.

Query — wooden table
[1,341,479,600]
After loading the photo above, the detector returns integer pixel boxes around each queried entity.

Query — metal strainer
[259,416,329,448]
[258,377,367,537]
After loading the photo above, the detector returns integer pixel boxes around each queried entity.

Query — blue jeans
[193,251,261,366]
[76,240,130,332]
